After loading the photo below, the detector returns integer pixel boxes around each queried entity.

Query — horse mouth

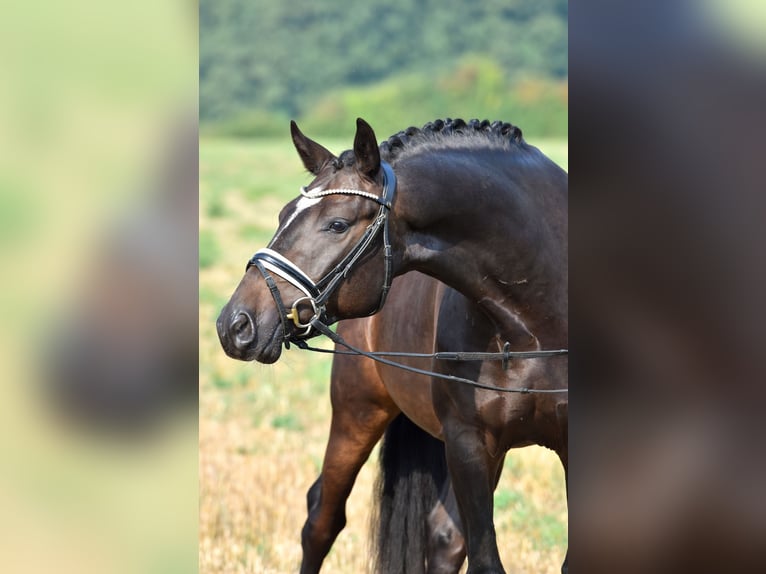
[252,324,284,364]
[217,312,284,364]
[229,326,283,364]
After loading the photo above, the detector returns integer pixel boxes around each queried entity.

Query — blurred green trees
[201,0,567,138]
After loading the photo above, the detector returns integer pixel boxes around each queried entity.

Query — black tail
[371,414,448,574]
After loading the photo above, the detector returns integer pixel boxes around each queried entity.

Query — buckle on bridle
[285,296,321,330]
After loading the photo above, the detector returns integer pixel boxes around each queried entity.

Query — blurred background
[200,0,568,140]
[570,0,766,572]
[199,2,568,573]
[0,1,197,573]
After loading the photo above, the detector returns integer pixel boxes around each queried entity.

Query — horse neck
[392,149,568,349]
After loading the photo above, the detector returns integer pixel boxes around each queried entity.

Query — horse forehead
[314,163,369,191]
[269,195,323,248]
[294,195,322,213]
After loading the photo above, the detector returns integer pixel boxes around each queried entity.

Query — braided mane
[379,118,525,163]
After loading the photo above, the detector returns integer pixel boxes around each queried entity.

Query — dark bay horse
[217,118,568,573]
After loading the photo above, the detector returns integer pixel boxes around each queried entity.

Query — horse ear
[290,120,336,175]
[353,118,381,178]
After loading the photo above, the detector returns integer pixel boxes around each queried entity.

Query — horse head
[217,119,395,363]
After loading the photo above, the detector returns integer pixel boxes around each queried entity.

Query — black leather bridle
[246,161,397,347]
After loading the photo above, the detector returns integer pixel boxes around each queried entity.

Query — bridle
[246,160,569,395]
[247,161,396,345]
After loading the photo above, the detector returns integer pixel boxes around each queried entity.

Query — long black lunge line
[295,319,569,395]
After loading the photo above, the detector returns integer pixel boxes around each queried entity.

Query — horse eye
[328,220,349,234]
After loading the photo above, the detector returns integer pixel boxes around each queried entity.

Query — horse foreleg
[443,425,506,574]
[299,400,394,574]
[427,477,466,574]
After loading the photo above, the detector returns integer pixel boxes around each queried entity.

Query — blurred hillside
[201,0,568,138]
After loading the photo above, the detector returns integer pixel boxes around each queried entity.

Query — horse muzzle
[216,306,283,363]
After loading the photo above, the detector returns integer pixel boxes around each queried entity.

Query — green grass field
[199,136,568,573]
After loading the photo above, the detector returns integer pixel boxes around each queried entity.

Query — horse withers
[217,118,568,573]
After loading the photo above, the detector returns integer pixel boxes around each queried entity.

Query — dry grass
[200,137,568,573]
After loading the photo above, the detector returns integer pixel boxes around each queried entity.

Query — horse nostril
[231,311,256,348]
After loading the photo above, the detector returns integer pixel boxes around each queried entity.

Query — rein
[248,160,568,395]
[295,320,568,395]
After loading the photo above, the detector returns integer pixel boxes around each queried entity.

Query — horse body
[362,273,444,437]
[377,125,568,573]
[218,118,567,573]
